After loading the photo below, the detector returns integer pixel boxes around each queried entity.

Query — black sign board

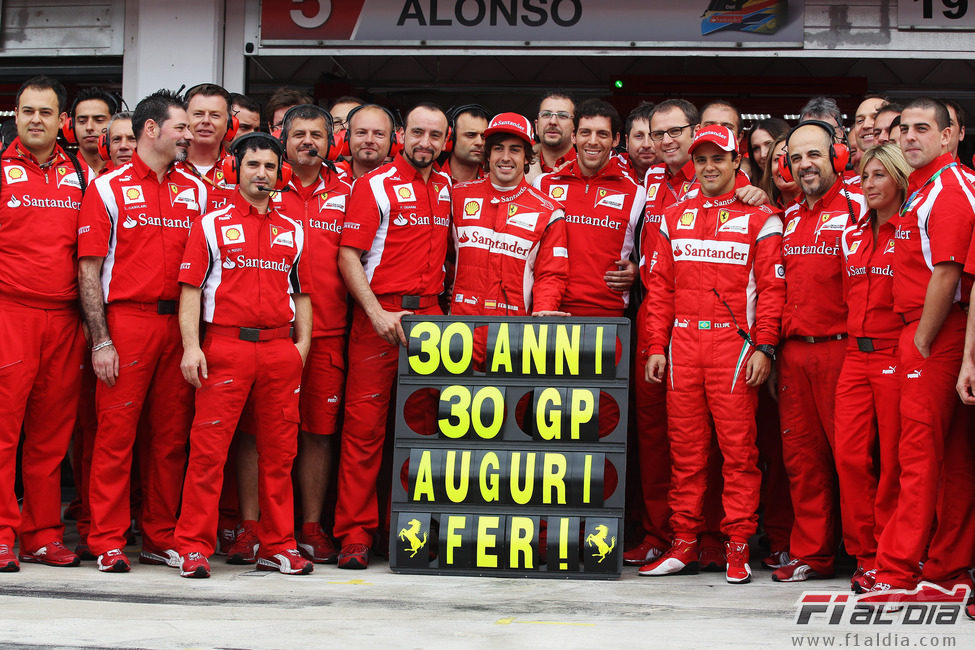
[389,316,629,579]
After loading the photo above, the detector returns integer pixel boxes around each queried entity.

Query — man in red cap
[334,103,452,570]
[640,125,785,584]
[451,112,569,317]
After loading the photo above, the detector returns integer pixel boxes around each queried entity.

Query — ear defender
[220,137,292,191]
[778,153,793,183]
[62,118,77,145]
[224,114,240,143]
[98,131,110,161]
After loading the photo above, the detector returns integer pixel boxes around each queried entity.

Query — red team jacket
[451,177,569,315]
[534,157,645,315]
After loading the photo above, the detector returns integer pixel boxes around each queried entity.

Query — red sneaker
[622,536,663,566]
[638,538,699,576]
[96,548,131,573]
[772,558,826,582]
[257,548,314,575]
[0,544,19,572]
[216,527,237,556]
[179,552,211,578]
[851,567,876,593]
[761,550,790,570]
[226,521,260,565]
[297,523,338,564]
[725,541,751,584]
[19,540,80,567]
[337,543,370,570]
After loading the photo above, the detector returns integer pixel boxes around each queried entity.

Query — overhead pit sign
[260,0,805,47]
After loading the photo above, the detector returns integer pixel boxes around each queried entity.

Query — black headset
[220,132,293,190]
[276,103,335,160]
[444,104,491,153]
[63,89,122,145]
[339,103,399,158]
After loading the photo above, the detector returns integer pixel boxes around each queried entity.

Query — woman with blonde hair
[833,143,911,594]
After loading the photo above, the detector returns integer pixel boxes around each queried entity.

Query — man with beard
[773,120,866,582]
[334,103,452,570]
[527,91,576,182]
[78,89,207,572]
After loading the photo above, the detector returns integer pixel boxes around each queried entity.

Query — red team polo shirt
[534,157,645,315]
[341,154,452,297]
[179,192,310,328]
[841,219,901,342]
[77,152,208,302]
[540,147,577,174]
[640,160,697,285]
[0,139,86,307]
[273,167,352,336]
[781,179,866,337]
[896,154,975,318]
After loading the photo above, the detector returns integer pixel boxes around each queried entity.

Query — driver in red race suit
[450,112,569,318]
[639,125,785,585]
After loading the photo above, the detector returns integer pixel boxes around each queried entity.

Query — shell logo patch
[784,217,799,235]
[676,208,697,230]
[549,184,568,200]
[394,183,415,202]
[221,224,245,244]
[646,183,659,201]
[849,240,861,255]
[463,198,483,219]
[122,186,145,205]
[5,165,26,183]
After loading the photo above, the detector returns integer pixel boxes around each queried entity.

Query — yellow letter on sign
[476,516,501,568]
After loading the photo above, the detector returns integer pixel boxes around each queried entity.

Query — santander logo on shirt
[221,254,293,272]
[121,213,192,230]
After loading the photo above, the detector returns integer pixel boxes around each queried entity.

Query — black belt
[207,324,294,342]
[156,300,177,315]
[376,294,440,310]
[792,334,847,344]
[855,337,898,353]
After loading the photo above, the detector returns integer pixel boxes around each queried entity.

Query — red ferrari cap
[689,124,737,154]
[484,112,535,148]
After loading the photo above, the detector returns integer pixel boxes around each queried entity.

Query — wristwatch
[754,344,776,360]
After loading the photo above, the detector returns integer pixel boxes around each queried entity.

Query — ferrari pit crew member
[451,112,569,318]
[622,101,656,184]
[774,120,866,583]
[345,104,396,179]
[278,104,352,564]
[106,112,136,169]
[183,84,237,211]
[230,93,261,139]
[852,96,888,167]
[640,125,784,584]
[334,103,452,570]
[534,99,643,317]
[0,76,87,572]
[174,132,313,578]
[527,91,576,182]
[833,143,909,593]
[440,104,489,183]
[873,98,975,595]
[70,87,117,177]
[78,89,207,572]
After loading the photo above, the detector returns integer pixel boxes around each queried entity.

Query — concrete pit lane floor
[4,542,972,649]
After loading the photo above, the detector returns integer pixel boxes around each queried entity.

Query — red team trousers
[0,298,84,549]
[175,331,303,557]
[778,337,845,574]
[833,344,900,569]
[334,300,442,547]
[875,311,975,588]
[87,304,193,555]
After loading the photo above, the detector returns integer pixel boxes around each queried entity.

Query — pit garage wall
[1,1,972,105]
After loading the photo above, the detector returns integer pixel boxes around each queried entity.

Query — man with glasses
[528,91,576,182]
[330,96,364,134]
